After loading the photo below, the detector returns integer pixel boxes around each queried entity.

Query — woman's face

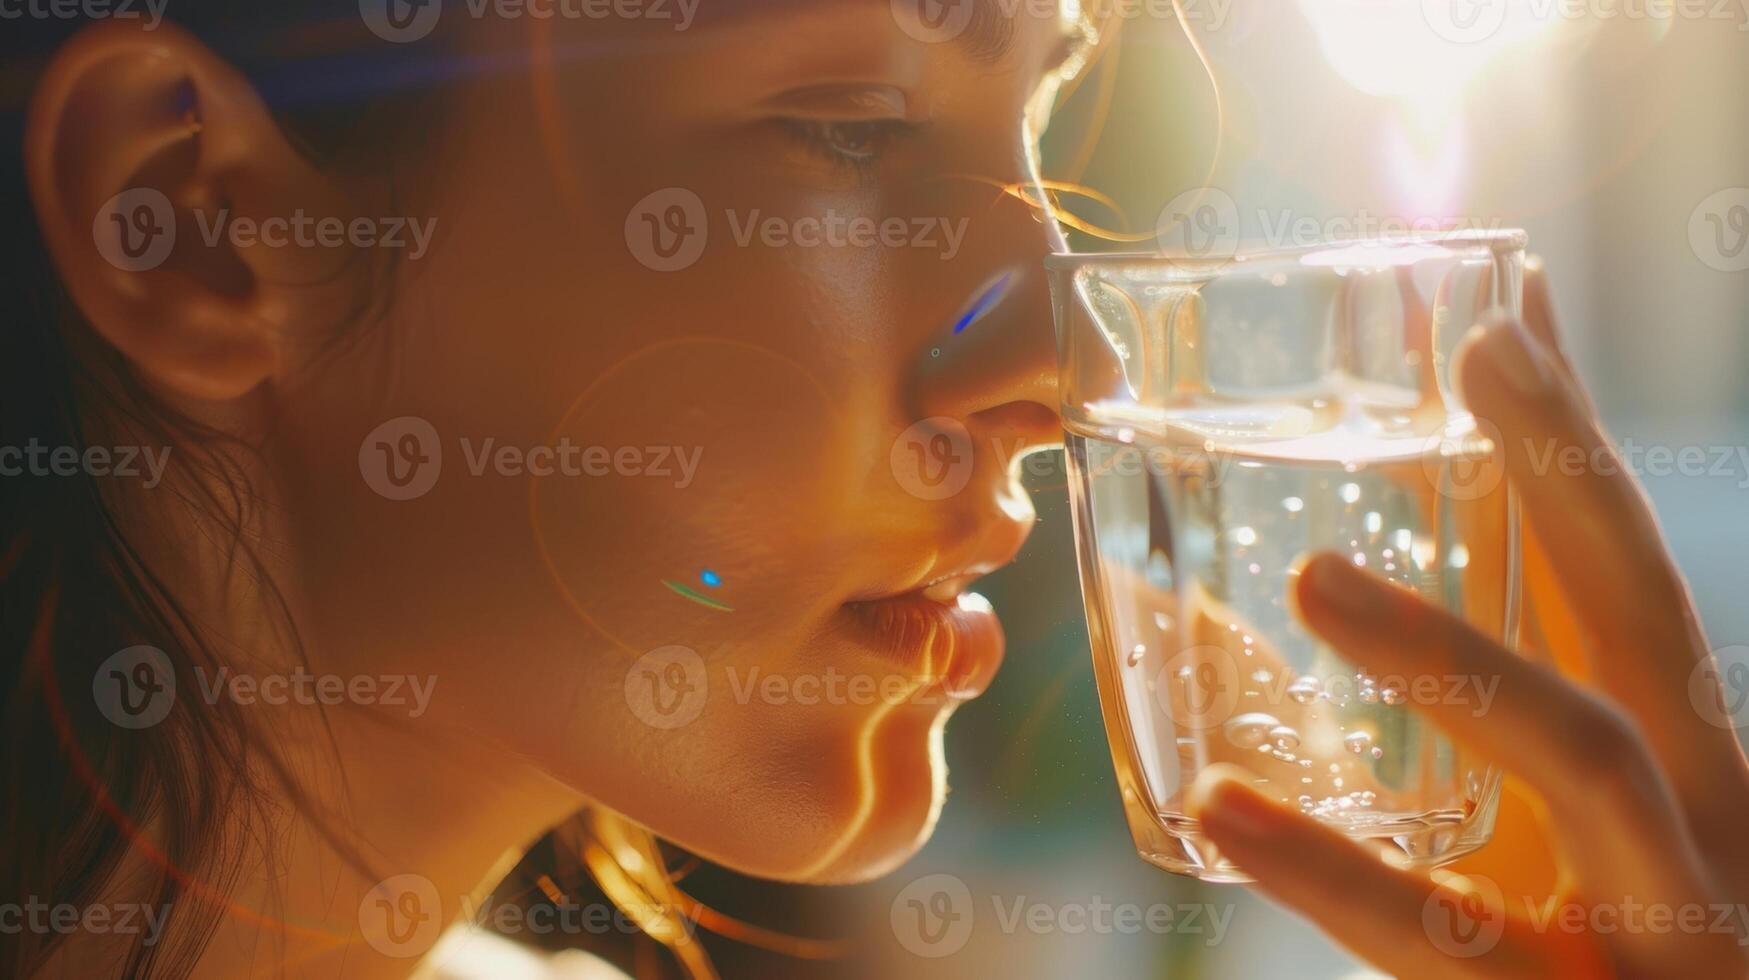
[269,3,1078,883]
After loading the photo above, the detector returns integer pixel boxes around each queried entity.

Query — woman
[2,2,1744,977]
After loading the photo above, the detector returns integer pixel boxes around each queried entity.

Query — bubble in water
[1268,725,1301,750]
[1356,671,1380,704]
[1154,612,1173,631]
[1250,669,1272,684]
[1381,687,1405,706]
[1370,746,1384,760]
[1223,712,1282,750]
[1286,676,1321,704]
[1126,644,1146,667]
[1307,790,1379,819]
[1344,731,1374,755]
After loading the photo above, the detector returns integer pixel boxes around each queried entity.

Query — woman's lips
[843,586,1006,701]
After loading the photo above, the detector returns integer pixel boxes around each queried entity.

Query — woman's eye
[783,119,910,167]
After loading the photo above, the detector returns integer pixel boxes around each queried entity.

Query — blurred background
[668,4,1749,978]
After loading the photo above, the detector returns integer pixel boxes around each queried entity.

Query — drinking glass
[1048,231,1525,882]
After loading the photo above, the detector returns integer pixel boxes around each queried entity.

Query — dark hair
[0,7,449,976]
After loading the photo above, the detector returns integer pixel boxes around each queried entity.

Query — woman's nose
[907,189,1064,454]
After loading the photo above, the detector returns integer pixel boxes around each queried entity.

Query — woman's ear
[26,20,369,402]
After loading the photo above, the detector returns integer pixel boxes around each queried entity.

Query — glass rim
[1044,227,1528,272]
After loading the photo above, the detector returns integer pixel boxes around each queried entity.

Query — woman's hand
[1187,265,1749,978]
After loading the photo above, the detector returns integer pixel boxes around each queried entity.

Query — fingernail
[1190,767,1277,841]
[1468,314,1548,398]
[1296,553,1369,618]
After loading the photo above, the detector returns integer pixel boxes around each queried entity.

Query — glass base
[1128,805,1500,884]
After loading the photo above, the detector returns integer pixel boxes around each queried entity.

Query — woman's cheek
[530,339,854,655]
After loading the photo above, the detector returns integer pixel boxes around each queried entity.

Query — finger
[1512,263,1614,675]
[1187,769,1600,980]
[1503,270,1749,856]
[1453,318,1732,803]
[1292,555,1712,905]
[1519,258,1582,393]
[1519,259,1609,437]
[1454,314,1685,632]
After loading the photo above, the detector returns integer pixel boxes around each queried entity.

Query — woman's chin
[784,704,956,885]
[679,702,955,886]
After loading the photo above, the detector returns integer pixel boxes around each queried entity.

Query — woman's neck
[182,704,586,980]
[52,427,588,979]
[36,691,584,980]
